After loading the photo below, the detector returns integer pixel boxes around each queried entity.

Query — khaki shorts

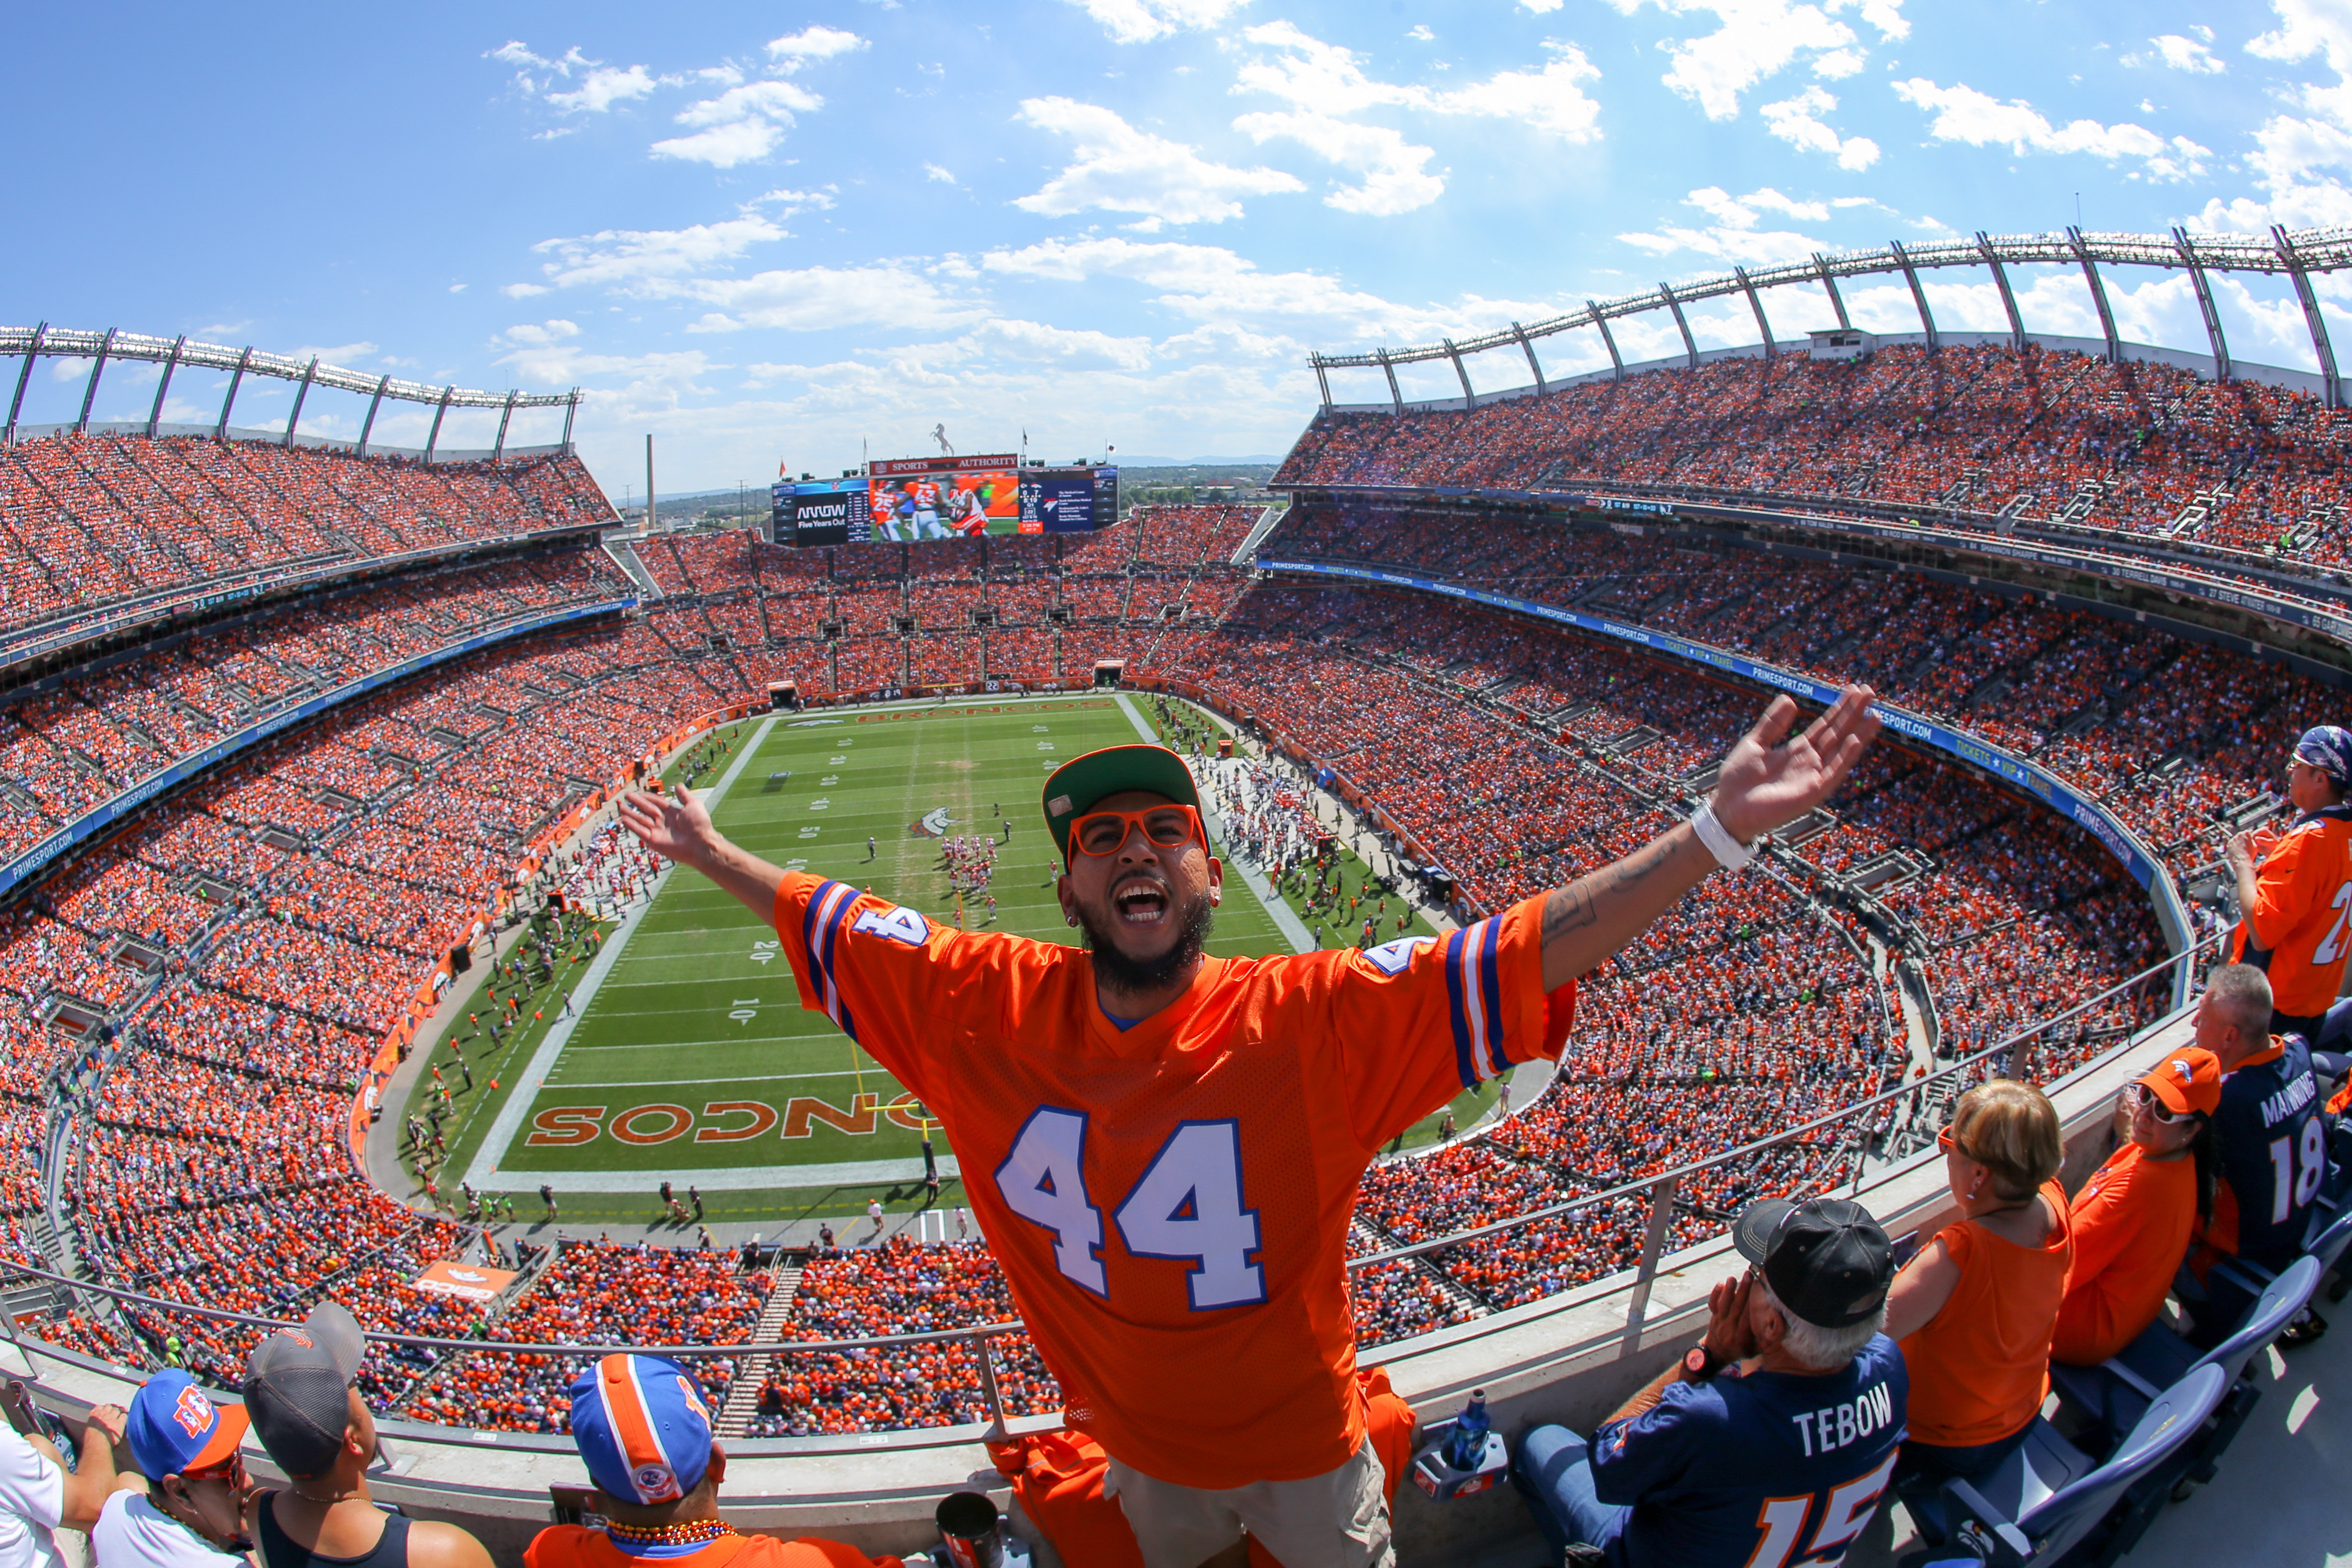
[1104,1439,1394,1568]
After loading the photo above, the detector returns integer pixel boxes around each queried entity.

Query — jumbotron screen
[773,455,1117,546]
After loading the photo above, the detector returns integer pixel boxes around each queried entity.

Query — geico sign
[525,1092,932,1146]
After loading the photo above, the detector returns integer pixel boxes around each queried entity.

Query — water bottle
[1445,1389,1490,1471]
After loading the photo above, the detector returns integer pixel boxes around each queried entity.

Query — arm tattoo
[1542,883,1597,941]
[1540,834,1687,946]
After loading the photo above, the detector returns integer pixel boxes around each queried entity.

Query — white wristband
[1690,802,1756,871]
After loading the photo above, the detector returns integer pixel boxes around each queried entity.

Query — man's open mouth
[1113,878,1170,926]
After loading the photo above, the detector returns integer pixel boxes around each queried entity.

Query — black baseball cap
[1731,1197,1894,1329]
[243,1302,366,1479]
[1040,744,1202,859]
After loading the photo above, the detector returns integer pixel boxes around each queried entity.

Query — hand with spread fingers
[1708,686,1882,846]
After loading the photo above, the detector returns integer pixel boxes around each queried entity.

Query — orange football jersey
[772,873,1572,1489]
[2232,810,2352,1015]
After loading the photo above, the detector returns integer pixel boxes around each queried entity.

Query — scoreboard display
[772,458,1118,547]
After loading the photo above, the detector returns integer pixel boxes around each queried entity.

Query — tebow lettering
[1790,1382,1895,1459]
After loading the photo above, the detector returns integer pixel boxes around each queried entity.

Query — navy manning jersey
[2210,1032,2325,1264]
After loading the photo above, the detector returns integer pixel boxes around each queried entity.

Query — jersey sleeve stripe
[1474,916,1506,1080]
[804,879,862,1042]
[1443,929,1478,1090]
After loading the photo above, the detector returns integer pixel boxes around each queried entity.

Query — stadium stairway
[713,1263,800,1439]
[389,1242,559,1418]
[603,538,663,600]
[1229,501,1288,564]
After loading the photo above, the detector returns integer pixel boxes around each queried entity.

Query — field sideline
[408,692,1468,1231]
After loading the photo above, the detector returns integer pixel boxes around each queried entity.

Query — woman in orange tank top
[1883,1079,2072,1495]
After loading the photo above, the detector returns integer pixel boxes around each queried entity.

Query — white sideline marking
[517,1155,962,1194]
[1116,694,1315,955]
[463,716,778,1187]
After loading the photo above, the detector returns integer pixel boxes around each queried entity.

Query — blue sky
[9,1,2352,493]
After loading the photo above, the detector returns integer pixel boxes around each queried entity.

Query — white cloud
[957,318,1155,371]
[1056,0,1253,44]
[1519,0,1565,10]
[546,64,667,113]
[978,234,1562,345]
[924,163,958,183]
[1891,78,2211,178]
[1603,1,1902,120]
[500,320,582,348]
[1618,186,1832,264]
[447,283,468,294]
[528,216,789,291]
[680,266,986,333]
[767,25,868,62]
[1689,184,1830,224]
[502,283,551,298]
[292,341,379,365]
[1461,48,1605,140]
[1760,85,1879,168]
[1013,97,1304,223]
[1226,23,1604,215]
[1408,25,1434,41]
[2133,33,2226,73]
[745,187,837,214]
[654,79,824,166]
[2198,2,2352,230]
[653,121,786,166]
[1232,111,1444,214]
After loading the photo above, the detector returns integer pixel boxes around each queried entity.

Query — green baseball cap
[1041,743,1202,858]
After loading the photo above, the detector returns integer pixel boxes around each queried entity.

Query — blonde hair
[1949,1079,2062,1201]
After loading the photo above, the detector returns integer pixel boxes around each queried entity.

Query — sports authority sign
[413,1261,520,1301]
[869,453,1018,477]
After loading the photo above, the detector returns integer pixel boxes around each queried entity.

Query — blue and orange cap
[567,1354,716,1506]
[127,1370,248,1480]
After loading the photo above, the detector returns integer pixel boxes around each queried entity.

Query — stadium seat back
[1932,1363,2229,1567]
[2191,1255,2322,1382]
[2299,1208,2352,1276]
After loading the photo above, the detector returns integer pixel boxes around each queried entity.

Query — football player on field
[620,687,1880,1568]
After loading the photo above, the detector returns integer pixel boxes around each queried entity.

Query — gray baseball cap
[243,1302,365,1479]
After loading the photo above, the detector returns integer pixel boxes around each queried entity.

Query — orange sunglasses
[1069,805,1205,857]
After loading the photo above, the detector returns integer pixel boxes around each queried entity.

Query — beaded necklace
[605,1520,736,1549]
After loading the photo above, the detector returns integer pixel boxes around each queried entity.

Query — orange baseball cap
[2138,1046,2222,1117]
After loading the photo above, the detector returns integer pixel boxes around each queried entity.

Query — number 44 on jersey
[993,1108,1268,1311]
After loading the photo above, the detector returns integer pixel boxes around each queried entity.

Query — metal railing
[2,939,2202,1445]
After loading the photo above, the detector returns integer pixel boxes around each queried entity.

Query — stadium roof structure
[1308,225,2352,411]
[0,323,579,460]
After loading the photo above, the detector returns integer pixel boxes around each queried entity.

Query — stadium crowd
[0,417,2323,1462]
[0,432,611,648]
[1274,340,2352,566]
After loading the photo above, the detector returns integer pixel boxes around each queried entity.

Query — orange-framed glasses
[182,1451,246,1489]
[1069,805,1204,858]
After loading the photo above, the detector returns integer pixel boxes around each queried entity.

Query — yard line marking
[546,1067,883,1090]
[513,1154,962,1194]
[463,714,778,1188]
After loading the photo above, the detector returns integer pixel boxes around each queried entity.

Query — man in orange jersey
[620,687,1880,1568]
[526,1354,903,1568]
[2229,724,2352,1040]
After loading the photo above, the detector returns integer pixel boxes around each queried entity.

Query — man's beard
[1076,882,1216,995]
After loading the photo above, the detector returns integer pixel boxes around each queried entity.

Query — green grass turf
[404,695,1483,1230]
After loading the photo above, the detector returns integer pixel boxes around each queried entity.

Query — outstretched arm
[617,787,781,921]
[1538,686,1879,992]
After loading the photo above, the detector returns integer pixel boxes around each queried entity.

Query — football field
[416,693,1465,1230]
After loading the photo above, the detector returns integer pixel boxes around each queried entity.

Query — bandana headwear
[2293,725,2352,789]
[567,1354,715,1506]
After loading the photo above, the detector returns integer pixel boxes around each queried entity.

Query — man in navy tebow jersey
[1515,1198,1907,1568]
